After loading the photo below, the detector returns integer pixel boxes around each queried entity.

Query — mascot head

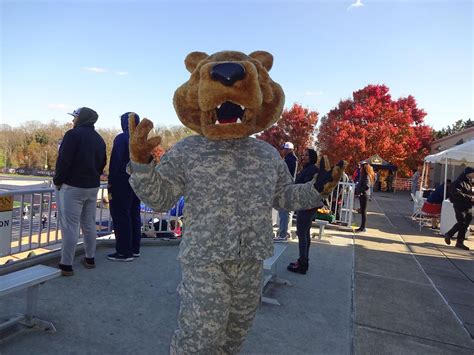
[173,50,285,140]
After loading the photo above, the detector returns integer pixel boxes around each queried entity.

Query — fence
[329,182,356,226]
[1,167,56,177]
[393,177,418,191]
[0,187,60,258]
[0,180,356,265]
[0,184,182,265]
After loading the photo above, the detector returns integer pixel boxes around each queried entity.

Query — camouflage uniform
[128,135,323,354]
[170,259,263,354]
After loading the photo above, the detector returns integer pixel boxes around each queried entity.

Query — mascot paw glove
[128,114,162,164]
[314,156,348,196]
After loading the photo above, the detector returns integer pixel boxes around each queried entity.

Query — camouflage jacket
[129,135,323,265]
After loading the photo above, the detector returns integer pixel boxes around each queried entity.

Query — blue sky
[1,0,472,131]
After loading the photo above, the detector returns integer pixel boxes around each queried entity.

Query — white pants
[56,184,99,265]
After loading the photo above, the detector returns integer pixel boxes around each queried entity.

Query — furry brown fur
[128,113,161,164]
[173,50,285,140]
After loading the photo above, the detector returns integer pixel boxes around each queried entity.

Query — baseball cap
[67,107,98,126]
[67,108,83,117]
[283,142,294,149]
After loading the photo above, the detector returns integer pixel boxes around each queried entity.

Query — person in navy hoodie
[107,112,142,261]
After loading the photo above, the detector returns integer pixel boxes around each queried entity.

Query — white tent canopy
[424,139,474,166]
[421,139,474,199]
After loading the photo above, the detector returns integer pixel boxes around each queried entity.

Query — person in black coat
[54,107,107,276]
[444,167,474,250]
[355,163,375,232]
[287,148,320,274]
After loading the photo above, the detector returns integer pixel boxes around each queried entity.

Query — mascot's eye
[210,63,246,86]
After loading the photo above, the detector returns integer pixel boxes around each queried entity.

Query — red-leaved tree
[317,85,433,176]
[257,103,318,162]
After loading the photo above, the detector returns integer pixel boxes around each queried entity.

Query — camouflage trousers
[170,259,263,355]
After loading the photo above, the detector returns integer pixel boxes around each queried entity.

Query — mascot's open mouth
[215,101,245,125]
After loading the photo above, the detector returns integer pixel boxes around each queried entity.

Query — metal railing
[0,187,59,257]
[0,181,354,264]
[328,182,356,226]
[0,184,182,264]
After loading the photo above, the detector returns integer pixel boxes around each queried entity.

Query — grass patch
[13,201,31,208]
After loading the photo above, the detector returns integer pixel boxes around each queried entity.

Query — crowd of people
[273,141,473,268]
[51,108,473,278]
[44,106,472,355]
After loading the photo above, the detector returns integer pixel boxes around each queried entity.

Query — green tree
[435,118,473,139]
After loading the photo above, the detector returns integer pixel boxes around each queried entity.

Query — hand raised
[314,156,348,196]
[128,114,162,164]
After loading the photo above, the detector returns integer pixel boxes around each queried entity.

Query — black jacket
[355,174,371,196]
[449,174,473,210]
[284,152,297,178]
[295,163,319,185]
[53,124,107,188]
[295,163,320,210]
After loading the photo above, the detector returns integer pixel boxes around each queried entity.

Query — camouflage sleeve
[128,147,185,213]
[273,159,323,210]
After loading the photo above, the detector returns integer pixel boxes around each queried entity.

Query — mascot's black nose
[210,63,246,86]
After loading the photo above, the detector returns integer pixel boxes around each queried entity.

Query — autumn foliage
[256,103,318,161]
[317,85,433,176]
[0,121,193,172]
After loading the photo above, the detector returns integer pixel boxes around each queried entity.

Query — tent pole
[420,162,426,193]
[443,157,448,200]
[394,170,398,193]
[427,164,431,187]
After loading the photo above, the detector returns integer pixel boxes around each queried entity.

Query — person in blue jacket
[107,112,142,261]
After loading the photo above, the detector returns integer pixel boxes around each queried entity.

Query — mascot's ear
[184,51,209,73]
[249,51,273,71]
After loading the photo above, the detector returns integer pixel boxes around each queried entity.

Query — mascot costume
[127,50,346,354]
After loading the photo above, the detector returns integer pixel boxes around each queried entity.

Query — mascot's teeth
[240,105,245,110]
[215,120,220,125]
[217,104,222,109]
[236,118,242,123]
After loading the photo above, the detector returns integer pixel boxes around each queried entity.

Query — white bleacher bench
[311,219,329,240]
[0,265,61,335]
[261,243,292,306]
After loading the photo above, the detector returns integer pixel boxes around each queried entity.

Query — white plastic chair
[411,193,424,219]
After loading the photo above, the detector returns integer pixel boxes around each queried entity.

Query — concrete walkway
[353,192,474,354]
[1,192,473,354]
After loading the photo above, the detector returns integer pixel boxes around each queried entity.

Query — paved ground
[1,191,473,354]
[353,192,473,354]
